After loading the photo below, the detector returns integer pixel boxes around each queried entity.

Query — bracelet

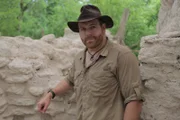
[48,89,56,99]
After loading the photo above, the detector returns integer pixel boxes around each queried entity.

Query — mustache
[85,36,95,41]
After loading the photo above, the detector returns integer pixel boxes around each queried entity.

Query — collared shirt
[65,40,143,120]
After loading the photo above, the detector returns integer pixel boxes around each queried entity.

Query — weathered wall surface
[139,35,180,120]
[0,28,84,120]
[139,0,180,119]
[0,31,180,120]
[157,0,180,38]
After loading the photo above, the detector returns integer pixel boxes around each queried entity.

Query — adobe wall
[139,35,180,120]
[0,29,83,120]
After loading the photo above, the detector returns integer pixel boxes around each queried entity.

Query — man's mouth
[86,38,94,43]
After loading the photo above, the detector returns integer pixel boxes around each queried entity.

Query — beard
[83,34,104,49]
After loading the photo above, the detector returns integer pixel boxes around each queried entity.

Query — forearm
[123,101,142,120]
[51,79,72,96]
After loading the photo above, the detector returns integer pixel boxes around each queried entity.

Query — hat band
[78,12,101,21]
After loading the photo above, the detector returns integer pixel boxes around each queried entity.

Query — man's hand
[37,93,52,113]
[37,79,72,113]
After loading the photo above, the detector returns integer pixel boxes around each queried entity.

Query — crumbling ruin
[0,0,180,119]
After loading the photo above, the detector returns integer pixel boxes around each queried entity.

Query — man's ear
[101,23,106,33]
[102,23,106,29]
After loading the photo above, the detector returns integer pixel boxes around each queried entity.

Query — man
[38,4,143,120]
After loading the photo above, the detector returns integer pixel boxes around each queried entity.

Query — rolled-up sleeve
[117,52,143,105]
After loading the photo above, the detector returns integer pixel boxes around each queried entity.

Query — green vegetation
[0,0,160,54]
[0,0,20,36]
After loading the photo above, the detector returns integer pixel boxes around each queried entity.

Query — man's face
[78,19,106,49]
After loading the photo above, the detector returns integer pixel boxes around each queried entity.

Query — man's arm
[116,50,143,120]
[51,79,73,96]
[123,100,142,120]
[37,79,72,113]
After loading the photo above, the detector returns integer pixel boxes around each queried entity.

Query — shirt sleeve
[117,51,144,105]
[65,61,75,87]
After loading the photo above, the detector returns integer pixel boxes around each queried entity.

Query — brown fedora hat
[67,4,114,32]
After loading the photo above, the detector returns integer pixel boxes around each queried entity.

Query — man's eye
[79,28,85,31]
[90,26,96,29]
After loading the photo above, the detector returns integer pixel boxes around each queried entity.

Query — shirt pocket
[88,70,117,97]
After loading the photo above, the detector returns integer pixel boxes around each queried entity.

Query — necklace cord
[88,45,105,60]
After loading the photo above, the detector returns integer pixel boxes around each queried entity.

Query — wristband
[48,89,56,99]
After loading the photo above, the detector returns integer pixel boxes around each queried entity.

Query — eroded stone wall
[0,28,84,120]
[157,0,180,38]
[140,0,180,119]
[139,35,180,120]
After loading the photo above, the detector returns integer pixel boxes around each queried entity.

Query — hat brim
[67,15,114,32]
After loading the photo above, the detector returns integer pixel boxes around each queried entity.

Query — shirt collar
[78,39,113,62]
[99,39,113,57]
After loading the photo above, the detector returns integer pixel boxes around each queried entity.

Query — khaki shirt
[66,40,143,120]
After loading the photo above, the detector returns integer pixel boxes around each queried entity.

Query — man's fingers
[37,95,51,113]
[43,104,48,112]
[38,102,44,112]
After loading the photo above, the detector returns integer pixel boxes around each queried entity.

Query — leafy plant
[0,0,160,55]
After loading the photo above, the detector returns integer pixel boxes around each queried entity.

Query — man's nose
[85,29,92,36]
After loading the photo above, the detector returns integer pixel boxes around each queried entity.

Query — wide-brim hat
[67,5,114,32]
